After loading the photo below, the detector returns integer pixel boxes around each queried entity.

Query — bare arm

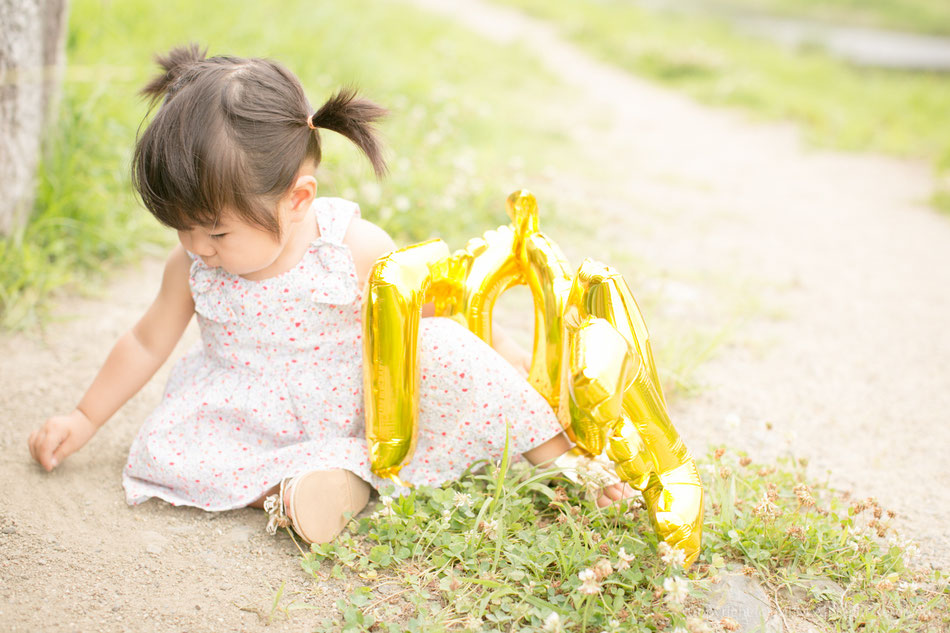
[28,246,195,470]
[345,217,398,292]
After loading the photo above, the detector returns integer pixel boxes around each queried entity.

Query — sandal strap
[264,478,292,535]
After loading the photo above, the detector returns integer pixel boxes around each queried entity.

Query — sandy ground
[3,0,949,630]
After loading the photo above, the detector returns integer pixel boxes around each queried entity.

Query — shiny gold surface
[361,190,704,565]
[566,257,702,565]
[362,239,449,480]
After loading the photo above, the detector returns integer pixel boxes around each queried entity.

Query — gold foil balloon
[430,223,523,339]
[565,259,703,565]
[362,190,704,566]
[362,238,450,484]
[565,316,634,456]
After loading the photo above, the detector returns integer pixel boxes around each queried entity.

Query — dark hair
[132,43,387,237]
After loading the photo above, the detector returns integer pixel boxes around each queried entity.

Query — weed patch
[298,446,948,632]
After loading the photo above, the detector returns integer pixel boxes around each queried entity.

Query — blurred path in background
[636,0,950,71]
[415,0,950,569]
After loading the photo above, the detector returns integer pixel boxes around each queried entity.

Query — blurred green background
[0,0,584,328]
[2,0,948,329]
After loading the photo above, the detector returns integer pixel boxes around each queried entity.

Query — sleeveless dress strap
[314,197,361,245]
[310,197,362,306]
[186,249,236,323]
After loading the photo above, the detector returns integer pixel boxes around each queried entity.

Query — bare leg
[521,432,636,507]
[521,431,572,467]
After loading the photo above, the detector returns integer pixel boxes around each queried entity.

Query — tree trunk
[0,0,69,236]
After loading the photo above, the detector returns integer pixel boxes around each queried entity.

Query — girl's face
[177,212,291,278]
[177,168,318,279]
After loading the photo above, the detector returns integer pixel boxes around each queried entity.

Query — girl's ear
[284,173,318,222]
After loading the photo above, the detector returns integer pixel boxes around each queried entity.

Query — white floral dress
[123,197,565,510]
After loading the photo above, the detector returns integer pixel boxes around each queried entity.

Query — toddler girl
[28,45,631,544]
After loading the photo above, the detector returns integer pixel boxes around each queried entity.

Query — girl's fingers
[598,482,637,507]
[30,428,46,465]
[51,434,77,467]
[38,427,67,471]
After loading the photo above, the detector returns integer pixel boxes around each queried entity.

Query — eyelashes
[209,233,228,240]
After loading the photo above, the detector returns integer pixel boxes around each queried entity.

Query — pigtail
[311,88,388,178]
[140,43,207,104]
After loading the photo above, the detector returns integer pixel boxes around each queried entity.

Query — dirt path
[2,1,948,630]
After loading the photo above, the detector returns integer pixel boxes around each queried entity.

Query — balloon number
[362,190,704,566]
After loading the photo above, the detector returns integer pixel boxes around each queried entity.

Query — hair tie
[306,113,318,130]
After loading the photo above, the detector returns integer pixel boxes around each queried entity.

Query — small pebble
[1,526,16,535]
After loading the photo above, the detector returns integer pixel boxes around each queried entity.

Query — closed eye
[209,233,228,240]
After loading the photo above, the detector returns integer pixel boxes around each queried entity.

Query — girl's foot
[548,448,640,507]
[264,469,370,544]
[596,481,637,508]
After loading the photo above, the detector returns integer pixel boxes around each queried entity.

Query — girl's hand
[28,409,97,472]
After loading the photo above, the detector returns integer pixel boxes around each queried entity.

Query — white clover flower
[380,495,393,507]
[616,547,635,570]
[592,558,614,581]
[453,491,472,508]
[904,543,921,562]
[663,575,689,605]
[578,568,602,595]
[753,493,781,522]
[542,611,562,633]
[479,518,498,540]
[658,541,687,568]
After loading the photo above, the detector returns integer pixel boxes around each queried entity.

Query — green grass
[1,0,584,329]
[293,445,948,632]
[493,0,950,214]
